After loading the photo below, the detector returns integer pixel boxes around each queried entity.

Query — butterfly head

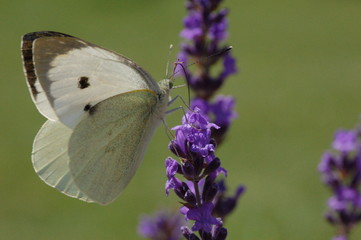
[158,78,173,93]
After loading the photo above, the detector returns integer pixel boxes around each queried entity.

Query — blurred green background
[1,0,361,239]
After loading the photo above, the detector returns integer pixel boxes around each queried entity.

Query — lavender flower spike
[165,108,244,239]
[178,1,237,99]
[178,0,238,144]
[319,129,361,240]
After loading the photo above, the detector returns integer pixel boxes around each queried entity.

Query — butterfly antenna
[165,44,173,79]
[162,119,175,140]
[170,46,233,77]
[209,45,232,60]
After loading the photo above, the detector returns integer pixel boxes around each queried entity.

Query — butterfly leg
[167,95,190,109]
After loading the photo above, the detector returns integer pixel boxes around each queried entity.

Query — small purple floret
[170,108,219,164]
[332,130,358,152]
[186,202,221,232]
[165,157,183,195]
[190,96,237,144]
[211,96,237,127]
[213,181,245,218]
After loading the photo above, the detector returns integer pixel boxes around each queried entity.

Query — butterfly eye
[168,81,173,89]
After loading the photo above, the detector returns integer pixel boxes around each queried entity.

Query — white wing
[68,90,162,205]
[32,120,93,202]
[21,31,160,128]
[32,89,166,205]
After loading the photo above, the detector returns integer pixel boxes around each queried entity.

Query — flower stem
[339,224,350,239]
[193,179,202,206]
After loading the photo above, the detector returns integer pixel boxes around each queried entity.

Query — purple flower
[210,96,237,128]
[318,152,340,188]
[186,202,221,232]
[177,0,238,145]
[213,181,245,218]
[190,96,237,128]
[209,9,229,41]
[319,127,361,239]
[170,108,219,164]
[165,107,244,239]
[181,226,200,240]
[186,179,205,197]
[190,98,210,116]
[219,54,237,82]
[166,158,179,178]
[180,13,203,40]
[185,107,219,130]
[328,188,360,211]
[190,96,237,144]
[332,130,358,152]
[178,0,237,100]
[138,211,184,240]
[165,158,182,195]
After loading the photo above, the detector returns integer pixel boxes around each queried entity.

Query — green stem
[193,179,202,206]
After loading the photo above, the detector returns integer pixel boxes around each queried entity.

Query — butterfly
[21,31,173,205]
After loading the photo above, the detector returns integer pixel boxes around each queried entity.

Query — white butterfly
[21,31,173,205]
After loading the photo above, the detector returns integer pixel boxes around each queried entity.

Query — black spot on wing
[78,76,90,89]
[84,104,97,115]
[84,104,92,111]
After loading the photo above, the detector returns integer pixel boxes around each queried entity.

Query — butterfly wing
[68,90,161,205]
[32,90,163,204]
[21,31,160,128]
[32,120,93,202]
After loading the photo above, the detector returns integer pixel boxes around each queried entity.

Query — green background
[1,0,361,239]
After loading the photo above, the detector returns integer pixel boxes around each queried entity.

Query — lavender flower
[177,0,237,145]
[213,180,245,219]
[168,108,219,165]
[332,130,358,153]
[178,4,237,99]
[191,96,237,143]
[165,109,244,240]
[138,211,184,240]
[319,129,361,240]
[187,202,221,232]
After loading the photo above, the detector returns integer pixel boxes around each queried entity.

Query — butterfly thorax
[155,78,172,119]
[157,78,172,99]
[158,79,173,93]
